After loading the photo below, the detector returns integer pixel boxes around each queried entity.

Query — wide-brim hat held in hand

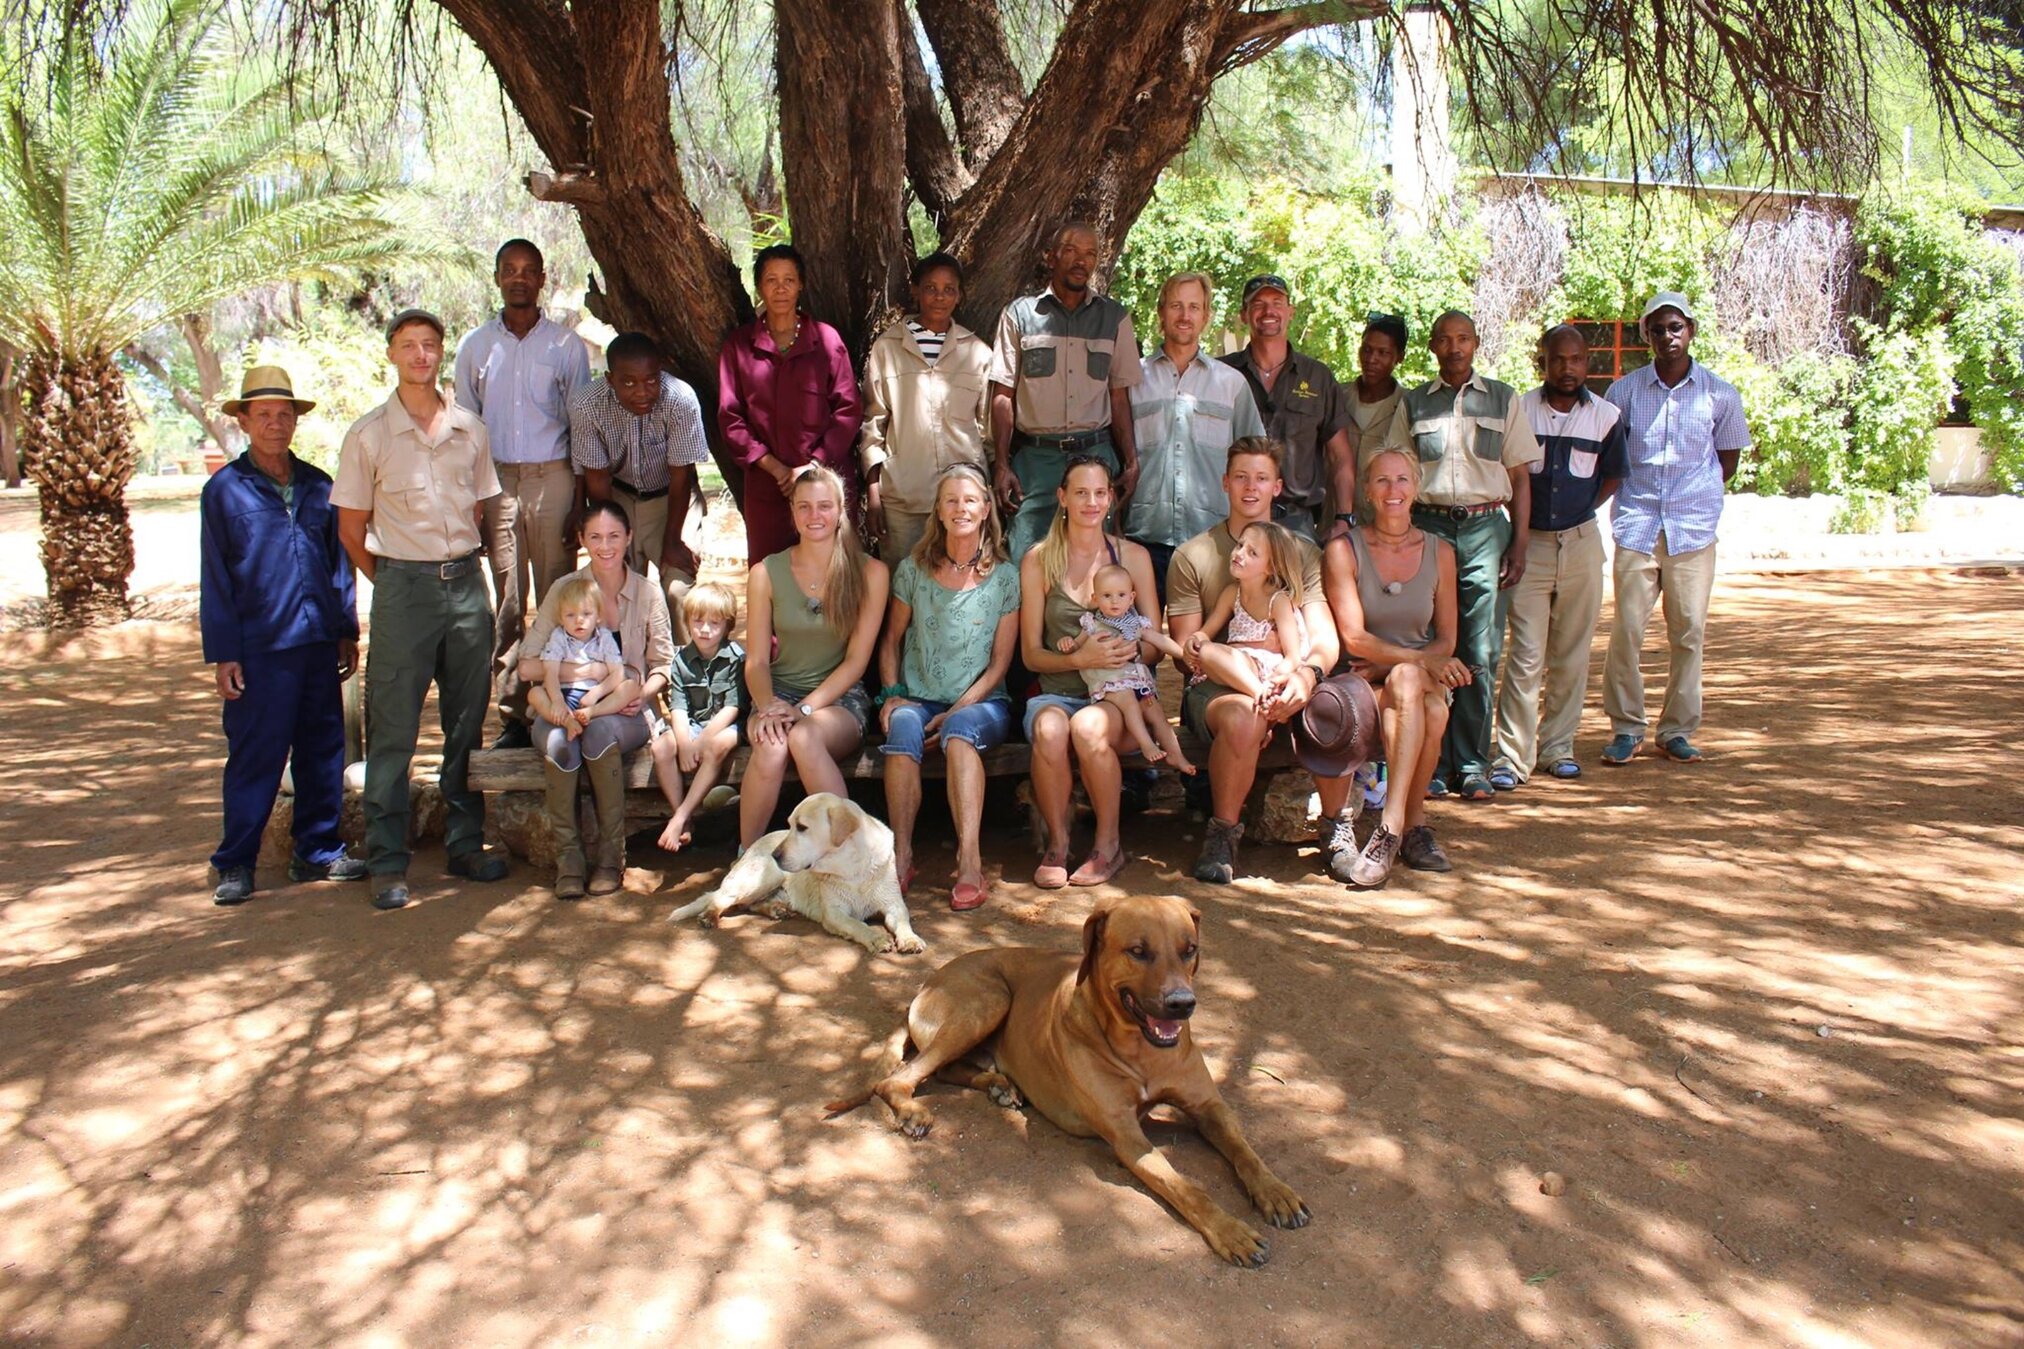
[1291,671,1381,779]
[221,364,316,415]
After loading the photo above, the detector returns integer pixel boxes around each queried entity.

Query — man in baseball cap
[1221,274,1353,539]
[202,364,364,905]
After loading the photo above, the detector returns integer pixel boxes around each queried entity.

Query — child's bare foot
[1171,751,1197,775]
[658,815,692,852]
[1137,741,1167,763]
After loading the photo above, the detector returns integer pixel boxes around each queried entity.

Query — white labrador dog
[668,793,926,955]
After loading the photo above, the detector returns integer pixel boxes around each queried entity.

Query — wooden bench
[466,728,1303,860]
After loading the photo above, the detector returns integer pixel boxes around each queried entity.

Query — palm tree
[0,0,428,625]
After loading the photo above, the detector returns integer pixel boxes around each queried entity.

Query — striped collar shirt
[567,373,710,494]
[907,320,947,367]
[1603,360,1751,556]
[452,314,592,464]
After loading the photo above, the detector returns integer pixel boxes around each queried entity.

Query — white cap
[1639,291,1695,327]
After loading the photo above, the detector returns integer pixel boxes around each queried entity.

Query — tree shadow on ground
[0,570,2019,1346]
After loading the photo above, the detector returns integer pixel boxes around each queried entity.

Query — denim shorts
[1021,691,1092,742]
[879,697,1014,763]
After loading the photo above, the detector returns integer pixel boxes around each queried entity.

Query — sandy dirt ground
[1,525,2021,1344]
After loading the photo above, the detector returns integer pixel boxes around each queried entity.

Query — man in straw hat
[334,309,510,911]
[201,365,365,906]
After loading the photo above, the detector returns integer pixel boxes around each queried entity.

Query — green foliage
[1723,349,1854,496]
[1554,196,1718,321]
[0,0,437,363]
[1844,319,1954,494]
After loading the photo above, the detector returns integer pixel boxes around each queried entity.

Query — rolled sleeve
[989,309,1022,389]
[1501,410,1543,469]
[1108,313,1144,390]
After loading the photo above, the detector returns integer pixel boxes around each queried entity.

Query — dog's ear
[1076,908,1110,987]
[822,796,859,846]
[1187,903,1202,936]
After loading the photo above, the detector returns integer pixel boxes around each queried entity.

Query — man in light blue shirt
[1601,292,1751,766]
[453,239,592,745]
[1125,271,1265,606]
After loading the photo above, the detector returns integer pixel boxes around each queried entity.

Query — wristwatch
[1302,662,1327,685]
[798,702,815,718]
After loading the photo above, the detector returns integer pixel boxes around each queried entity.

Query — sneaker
[490,721,533,751]
[1317,811,1358,870]
[371,877,411,911]
[1400,825,1453,873]
[1601,734,1641,766]
[1489,768,1520,792]
[447,848,510,882]
[1548,758,1582,780]
[1192,818,1243,885]
[1660,735,1706,763]
[1457,773,1496,802]
[1425,777,1449,800]
[213,865,256,906]
[289,852,369,883]
[1346,826,1400,888]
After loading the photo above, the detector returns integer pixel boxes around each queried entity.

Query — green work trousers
[363,561,494,875]
[1415,507,1512,784]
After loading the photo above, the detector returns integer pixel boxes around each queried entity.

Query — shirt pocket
[1568,449,1599,479]
[1021,344,1057,380]
[388,467,433,506]
[1472,416,1507,462]
[1084,343,1112,383]
[531,360,563,417]
[1410,418,1447,463]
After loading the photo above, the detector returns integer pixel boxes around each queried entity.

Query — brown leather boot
[584,750,627,893]
[542,758,587,899]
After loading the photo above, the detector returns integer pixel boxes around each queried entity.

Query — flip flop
[1069,849,1128,887]
[950,879,988,911]
[1034,852,1070,890]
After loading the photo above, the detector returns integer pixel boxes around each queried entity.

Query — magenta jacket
[717,316,863,473]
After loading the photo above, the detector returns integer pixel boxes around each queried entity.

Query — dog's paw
[892,932,927,955]
[1251,1176,1311,1230]
[1204,1213,1271,1268]
[757,900,793,920]
[981,1076,1023,1111]
[697,909,721,928]
[892,1099,935,1140]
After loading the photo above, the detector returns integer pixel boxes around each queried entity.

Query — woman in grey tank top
[1323,448,1471,888]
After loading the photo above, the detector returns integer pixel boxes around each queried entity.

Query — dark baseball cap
[384,307,446,343]
[1241,274,1292,305]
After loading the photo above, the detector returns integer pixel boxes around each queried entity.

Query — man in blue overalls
[200,366,363,905]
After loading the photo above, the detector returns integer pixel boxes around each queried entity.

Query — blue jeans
[1021,691,1092,742]
[880,698,1013,762]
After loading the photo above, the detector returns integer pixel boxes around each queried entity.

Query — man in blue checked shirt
[1601,292,1752,766]
[199,366,364,907]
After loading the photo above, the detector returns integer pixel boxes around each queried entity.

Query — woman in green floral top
[875,464,1020,911]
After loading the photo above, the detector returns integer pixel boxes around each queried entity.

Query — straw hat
[221,365,316,415]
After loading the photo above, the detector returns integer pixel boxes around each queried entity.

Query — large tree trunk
[19,349,138,627]
[433,0,1370,471]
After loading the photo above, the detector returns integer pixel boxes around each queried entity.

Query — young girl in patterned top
[1058,562,1194,772]
[1186,521,1306,710]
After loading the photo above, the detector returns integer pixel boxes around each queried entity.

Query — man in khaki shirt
[1379,310,1542,801]
[334,308,508,910]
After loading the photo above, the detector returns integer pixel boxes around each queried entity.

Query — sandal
[950,879,988,911]
[1034,852,1070,890]
[1069,848,1128,887]
[1548,758,1582,780]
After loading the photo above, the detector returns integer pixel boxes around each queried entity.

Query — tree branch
[916,0,1027,168]
[123,341,236,451]
[901,14,973,223]
[1212,0,1386,72]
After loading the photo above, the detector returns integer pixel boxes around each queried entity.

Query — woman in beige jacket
[860,252,993,563]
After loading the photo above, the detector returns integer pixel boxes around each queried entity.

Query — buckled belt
[1015,428,1112,452]
[379,550,482,581]
[612,480,669,502]
[1413,501,1506,522]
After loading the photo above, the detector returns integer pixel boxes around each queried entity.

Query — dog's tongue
[1150,1017,1184,1042]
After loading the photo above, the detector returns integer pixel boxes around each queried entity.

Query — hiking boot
[213,865,256,906]
[447,848,510,883]
[1317,811,1359,878]
[1400,825,1452,873]
[490,721,533,751]
[289,852,369,883]
[1346,825,1400,888]
[1601,733,1641,766]
[371,876,411,911]
[1192,817,1244,885]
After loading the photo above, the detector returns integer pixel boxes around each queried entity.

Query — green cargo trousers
[363,559,494,876]
[1006,435,1118,561]
[1414,507,1512,785]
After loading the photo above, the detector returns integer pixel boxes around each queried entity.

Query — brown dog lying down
[827,895,1308,1266]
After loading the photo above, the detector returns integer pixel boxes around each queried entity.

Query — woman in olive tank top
[1323,448,1471,888]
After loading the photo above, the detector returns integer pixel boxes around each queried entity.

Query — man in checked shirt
[567,331,712,643]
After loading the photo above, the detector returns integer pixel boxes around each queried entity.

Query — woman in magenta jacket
[718,243,864,563]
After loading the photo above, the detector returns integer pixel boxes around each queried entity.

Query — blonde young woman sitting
[740,466,889,849]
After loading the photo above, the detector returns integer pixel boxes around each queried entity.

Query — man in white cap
[1600,292,1751,766]
[200,365,364,905]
